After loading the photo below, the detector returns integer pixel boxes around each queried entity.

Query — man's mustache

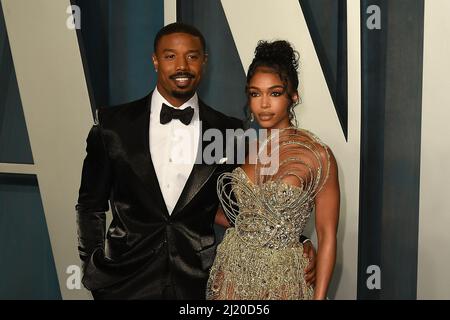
[170,72,195,79]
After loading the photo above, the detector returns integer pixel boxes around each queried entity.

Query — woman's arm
[214,206,231,228]
[313,148,340,300]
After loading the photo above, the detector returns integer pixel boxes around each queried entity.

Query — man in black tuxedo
[76,22,315,300]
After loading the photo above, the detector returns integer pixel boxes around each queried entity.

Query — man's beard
[171,89,195,100]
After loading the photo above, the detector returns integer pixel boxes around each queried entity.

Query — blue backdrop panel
[299,0,348,139]
[0,3,33,164]
[74,0,164,107]
[177,0,247,120]
[0,174,61,299]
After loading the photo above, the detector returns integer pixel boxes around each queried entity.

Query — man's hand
[302,240,316,287]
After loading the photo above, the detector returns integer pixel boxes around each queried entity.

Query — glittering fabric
[206,128,330,300]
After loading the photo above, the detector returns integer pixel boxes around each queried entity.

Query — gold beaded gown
[206,128,330,300]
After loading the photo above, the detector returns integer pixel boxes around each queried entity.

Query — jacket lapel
[125,93,169,217]
[171,101,219,217]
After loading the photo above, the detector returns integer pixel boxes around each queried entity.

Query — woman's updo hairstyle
[246,40,300,95]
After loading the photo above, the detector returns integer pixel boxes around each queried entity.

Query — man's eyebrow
[161,49,201,52]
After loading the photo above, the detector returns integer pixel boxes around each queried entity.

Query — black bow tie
[160,103,194,125]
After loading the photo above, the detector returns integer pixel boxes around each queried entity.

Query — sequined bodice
[221,167,314,250]
[216,128,330,251]
[208,128,329,300]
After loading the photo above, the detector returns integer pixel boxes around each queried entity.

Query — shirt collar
[153,87,199,110]
[150,88,200,124]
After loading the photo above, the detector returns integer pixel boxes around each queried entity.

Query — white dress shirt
[149,89,200,215]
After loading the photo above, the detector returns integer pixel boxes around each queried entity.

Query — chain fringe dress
[206,128,330,300]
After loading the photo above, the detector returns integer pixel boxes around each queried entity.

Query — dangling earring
[244,111,254,129]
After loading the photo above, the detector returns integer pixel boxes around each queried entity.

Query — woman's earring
[250,113,254,122]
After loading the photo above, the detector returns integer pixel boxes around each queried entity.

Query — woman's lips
[258,113,275,121]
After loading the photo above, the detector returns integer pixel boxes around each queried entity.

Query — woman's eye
[271,91,283,97]
[249,92,259,97]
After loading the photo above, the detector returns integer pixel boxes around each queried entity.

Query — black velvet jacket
[76,93,243,299]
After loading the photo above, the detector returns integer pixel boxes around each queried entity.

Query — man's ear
[152,53,158,72]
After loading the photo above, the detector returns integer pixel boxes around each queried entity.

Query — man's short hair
[154,22,206,53]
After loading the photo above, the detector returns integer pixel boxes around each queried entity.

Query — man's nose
[176,56,188,71]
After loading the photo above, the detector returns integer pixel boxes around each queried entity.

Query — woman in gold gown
[206,40,340,300]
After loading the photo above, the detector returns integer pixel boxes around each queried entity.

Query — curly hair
[246,40,300,94]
